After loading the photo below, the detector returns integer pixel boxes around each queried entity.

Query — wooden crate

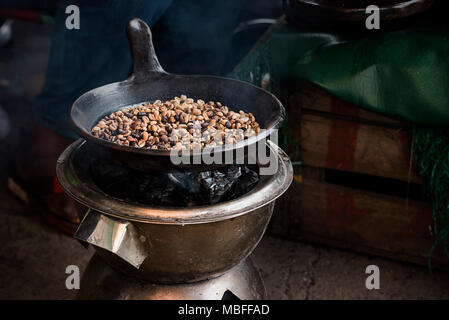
[286,84,421,183]
[271,83,448,269]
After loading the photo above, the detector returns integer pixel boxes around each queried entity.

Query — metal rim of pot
[56,139,293,225]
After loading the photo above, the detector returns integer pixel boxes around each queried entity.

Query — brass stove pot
[56,140,292,283]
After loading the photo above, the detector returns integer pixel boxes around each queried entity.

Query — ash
[90,162,259,207]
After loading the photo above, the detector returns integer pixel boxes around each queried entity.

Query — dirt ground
[0,21,448,300]
[1,198,449,300]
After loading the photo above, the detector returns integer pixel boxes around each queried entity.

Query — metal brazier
[57,140,292,283]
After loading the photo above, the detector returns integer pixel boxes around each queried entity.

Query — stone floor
[0,20,449,300]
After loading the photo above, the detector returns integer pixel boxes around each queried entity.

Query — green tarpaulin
[231,24,449,265]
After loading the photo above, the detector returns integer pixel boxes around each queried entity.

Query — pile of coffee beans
[91,95,260,150]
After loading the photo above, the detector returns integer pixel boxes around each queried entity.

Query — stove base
[77,254,267,300]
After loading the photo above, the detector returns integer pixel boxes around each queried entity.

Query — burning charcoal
[90,159,259,207]
[168,172,201,194]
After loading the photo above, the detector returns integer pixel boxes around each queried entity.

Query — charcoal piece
[198,166,242,204]
[168,172,201,194]
[228,166,259,199]
[90,159,259,207]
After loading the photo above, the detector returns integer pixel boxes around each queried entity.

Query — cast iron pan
[70,18,285,172]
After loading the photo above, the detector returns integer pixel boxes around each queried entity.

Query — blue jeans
[2,0,245,138]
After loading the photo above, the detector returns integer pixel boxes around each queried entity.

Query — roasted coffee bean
[161,135,169,143]
[92,95,260,150]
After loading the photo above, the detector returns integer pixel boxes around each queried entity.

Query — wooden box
[271,83,448,270]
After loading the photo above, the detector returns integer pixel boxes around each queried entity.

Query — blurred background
[1,0,449,299]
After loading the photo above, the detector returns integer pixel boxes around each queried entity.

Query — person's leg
[34,0,172,139]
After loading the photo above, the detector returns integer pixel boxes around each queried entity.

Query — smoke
[152,0,246,75]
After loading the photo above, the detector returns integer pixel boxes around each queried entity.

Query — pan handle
[74,209,148,269]
[126,18,166,81]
